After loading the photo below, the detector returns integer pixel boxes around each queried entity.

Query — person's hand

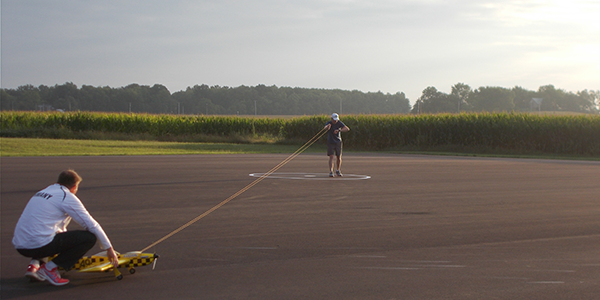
[107,247,119,267]
[324,124,331,130]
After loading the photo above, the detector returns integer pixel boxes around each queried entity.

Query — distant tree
[14,85,42,110]
[80,85,112,111]
[148,84,173,114]
[470,86,515,112]
[577,90,600,113]
[411,86,455,113]
[117,84,144,113]
[383,92,410,114]
[537,85,563,111]
[451,83,472,112]
[511,86,537,111]
[50,82,80,111]
[537,85,596,113]
[1,89,16,110]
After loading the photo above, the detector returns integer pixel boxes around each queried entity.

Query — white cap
[331,113,339,121]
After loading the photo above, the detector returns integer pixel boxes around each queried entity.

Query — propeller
[152,253,160,270]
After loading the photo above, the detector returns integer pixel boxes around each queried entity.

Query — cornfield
[338,114,600,155]
[2,111,599,156]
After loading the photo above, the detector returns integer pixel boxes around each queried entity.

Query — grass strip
[2,138,598,161]
[0,138,320,156]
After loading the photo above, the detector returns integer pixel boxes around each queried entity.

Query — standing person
[323,113,350,177]
[12,170,118,286]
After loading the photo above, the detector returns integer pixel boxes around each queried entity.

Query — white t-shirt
[13,183,112,250]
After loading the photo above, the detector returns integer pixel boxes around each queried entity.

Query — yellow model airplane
[60,251,159,280]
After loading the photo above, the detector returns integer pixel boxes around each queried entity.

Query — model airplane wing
[78,257,130,273]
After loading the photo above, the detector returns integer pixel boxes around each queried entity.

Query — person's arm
[334,125,349,134]
[61,194,113,250]
[106,247,119,267]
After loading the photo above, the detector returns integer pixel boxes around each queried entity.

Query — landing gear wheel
[117,274,123,280]
[129,268,136,274]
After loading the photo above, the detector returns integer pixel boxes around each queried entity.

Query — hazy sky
[2,0,599,103]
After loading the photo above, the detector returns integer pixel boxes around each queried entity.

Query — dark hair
[57,170,82,188]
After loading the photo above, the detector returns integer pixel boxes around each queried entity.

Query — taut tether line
[140,127,328,252]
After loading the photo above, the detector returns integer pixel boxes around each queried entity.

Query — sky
[2,0,599,104]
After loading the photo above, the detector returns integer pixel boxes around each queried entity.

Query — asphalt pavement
[2,154,599,299]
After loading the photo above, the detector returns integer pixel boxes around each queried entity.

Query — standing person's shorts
[327,141,342,156]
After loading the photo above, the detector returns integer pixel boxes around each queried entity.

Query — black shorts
[327,141,342,156]
[16,230,97,270]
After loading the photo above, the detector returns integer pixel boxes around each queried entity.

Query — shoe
[37,265,69,286]
[25,264,45,282]
[336,170,343,177]
[329,172,334,177]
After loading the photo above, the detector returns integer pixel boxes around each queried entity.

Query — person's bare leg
[329,155,335,173]
[335,155,343,177]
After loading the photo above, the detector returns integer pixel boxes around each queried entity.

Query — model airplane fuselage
[60,251,159,280]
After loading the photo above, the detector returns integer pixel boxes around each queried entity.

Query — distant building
[37,104,55,111]
[37,104,65,112]
[530,98,543,112]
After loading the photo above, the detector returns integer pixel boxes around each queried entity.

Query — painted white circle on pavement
[249,172,371,180]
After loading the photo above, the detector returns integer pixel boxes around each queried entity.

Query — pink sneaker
[38,265,69,286]
[25,264,45,282]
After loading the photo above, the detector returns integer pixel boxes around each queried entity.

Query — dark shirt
[325,120,346,143]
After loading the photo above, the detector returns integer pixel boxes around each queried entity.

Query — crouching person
[12,170,118,286]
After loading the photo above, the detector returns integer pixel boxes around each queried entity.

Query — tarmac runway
[1,153,599,300]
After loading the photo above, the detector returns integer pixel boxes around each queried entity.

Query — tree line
[1,82,598,115]
[0,83,410,115]
[412,83,599,114]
